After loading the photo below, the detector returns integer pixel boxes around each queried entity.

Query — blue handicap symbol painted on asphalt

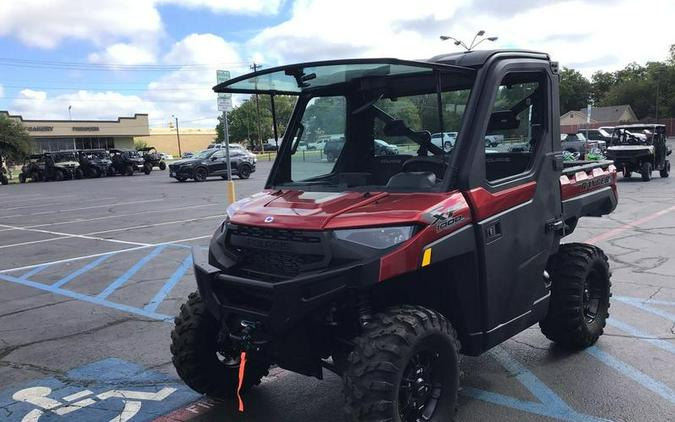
[0,358,200,422]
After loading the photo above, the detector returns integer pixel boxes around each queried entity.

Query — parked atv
[43,151,81,181]
[606,124,671,181]
[171,51,618,422]
[137,146,167,170]
[78,149,112,178]
[110,149,151,176]
[19,154,45,183]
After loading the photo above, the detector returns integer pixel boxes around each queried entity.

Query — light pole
[440,30,498,51]
[172,115,182,157]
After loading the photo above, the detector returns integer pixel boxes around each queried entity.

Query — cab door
[465,64,562,348]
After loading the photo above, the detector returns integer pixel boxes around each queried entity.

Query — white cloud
[0,0,282,49]
[145,33,244,127]
[248,0,675,76]
[160,0,283,14]
[11,89,159,121]
[0,1,161,49]
[88,43,158,65]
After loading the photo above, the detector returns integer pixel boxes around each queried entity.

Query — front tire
[238,164,251,179]
[1,174,7,185]
[19,173,26,183]
[641,161,652,181]
[170,292,269,398]
[540,243,611,350]
[54,170,64,182]
[159,161,167,171]
[144,163,152,175]
[194,167,207,182]
[125,165,134,176]
[343,306,460,422]
[660,160,670,178]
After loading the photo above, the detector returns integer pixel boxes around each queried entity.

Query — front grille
[227,224,328,279]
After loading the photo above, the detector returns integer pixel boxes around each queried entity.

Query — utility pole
[173,115,182,157]
[250,62,264,152]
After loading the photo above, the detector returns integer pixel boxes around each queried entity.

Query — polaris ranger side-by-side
[171,50,618,422]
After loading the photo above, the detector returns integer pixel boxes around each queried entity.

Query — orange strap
[236,352,247,412]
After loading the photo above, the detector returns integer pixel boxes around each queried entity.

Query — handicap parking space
[1,160,674,421]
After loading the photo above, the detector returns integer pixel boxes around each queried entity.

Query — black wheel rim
[196,169,206,181]
[398,350,443,422]
[241,167,250,178]
[583,268,604,323]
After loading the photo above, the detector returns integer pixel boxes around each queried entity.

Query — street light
[440,30,498,51]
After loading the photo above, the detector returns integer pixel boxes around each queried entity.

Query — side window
[291,96,346,181]
[212,150,225,159]
[485,72,546,182]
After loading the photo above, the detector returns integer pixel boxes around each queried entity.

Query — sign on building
[217,70,232,112]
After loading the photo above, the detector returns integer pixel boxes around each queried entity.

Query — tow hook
[240,320,260,352]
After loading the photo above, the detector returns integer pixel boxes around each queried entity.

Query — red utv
[171,50,618,421]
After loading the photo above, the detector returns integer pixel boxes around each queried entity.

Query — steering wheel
[401,156,448,180]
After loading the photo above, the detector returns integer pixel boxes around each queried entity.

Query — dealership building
[0,111,150,152]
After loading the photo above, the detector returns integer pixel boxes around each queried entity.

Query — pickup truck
[561,132,599,158]
[171,50,618,422]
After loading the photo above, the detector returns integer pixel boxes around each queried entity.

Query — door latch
[545,218,565,233]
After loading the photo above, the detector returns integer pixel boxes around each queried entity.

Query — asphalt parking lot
[0,156,674,422]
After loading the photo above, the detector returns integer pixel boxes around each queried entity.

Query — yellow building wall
[136,128,217,157]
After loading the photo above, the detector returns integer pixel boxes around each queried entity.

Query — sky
[0,0,673,128]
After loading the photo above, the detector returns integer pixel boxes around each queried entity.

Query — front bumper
[169,165,194,178]
[192,246,377,334]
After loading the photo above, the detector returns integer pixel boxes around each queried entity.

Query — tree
[559,67,591,114]
[0,114,32,164]
[216,95,297,147]
[590,71,615,104]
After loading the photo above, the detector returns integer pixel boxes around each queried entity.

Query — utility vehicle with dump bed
[606,124,671,181]
[171,50,618,422]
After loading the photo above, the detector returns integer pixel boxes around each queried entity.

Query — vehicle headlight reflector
[334,226,414,249]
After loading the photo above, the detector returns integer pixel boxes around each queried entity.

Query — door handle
[484,220,502,243]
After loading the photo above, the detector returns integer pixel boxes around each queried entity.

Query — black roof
[429,49,550,67]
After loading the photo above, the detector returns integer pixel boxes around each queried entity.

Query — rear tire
[343,306,460,422]
[19,173,26,183]
[75,169,84,179]
[660,160,670,178]
[176,176,188,182]
[622,167,631,178]
[170,292,269,398]
[540,243,611,350]
[1,174,7,185]
[641,162,652,181]
[194,167,207,182]
[125,165,134,176]
[54,170,64,182]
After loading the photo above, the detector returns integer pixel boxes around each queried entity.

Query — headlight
[334,226,415,249]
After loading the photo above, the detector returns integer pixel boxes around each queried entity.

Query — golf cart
[78,149,112,178]
[110,149,151,176]
[19,154,45,183]
[606,124,671,181]
[137,146,167,170]
[171,51,619,421]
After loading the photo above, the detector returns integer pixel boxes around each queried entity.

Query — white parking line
[0,235,211,273]
[0,224,152,247]
[0,215,223,250]
[0,196,116,212]
[0,203,221,232]
[1,198,168,218]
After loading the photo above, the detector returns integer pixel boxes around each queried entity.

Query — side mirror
[211,156,218,161]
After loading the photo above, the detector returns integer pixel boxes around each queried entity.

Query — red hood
[229,190,461,230]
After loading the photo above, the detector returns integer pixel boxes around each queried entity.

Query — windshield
[271,68,475,192]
